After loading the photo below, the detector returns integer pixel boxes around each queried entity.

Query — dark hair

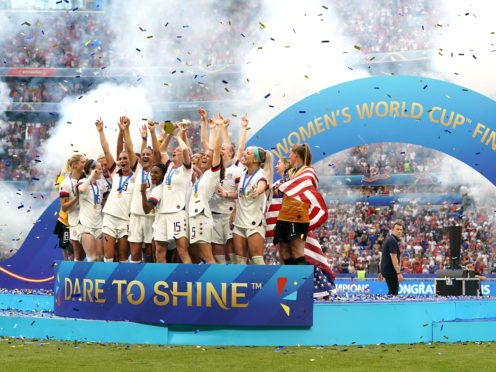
[392,220,404,229]
[291,144,312,166]
[152,162,168,175]
[83,159,97,176]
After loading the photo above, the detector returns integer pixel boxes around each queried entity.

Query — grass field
[1,338,495,371]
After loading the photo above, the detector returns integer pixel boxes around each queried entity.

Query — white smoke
[43,82,152,168]
[243,1,369,132]
[430,1,496,99]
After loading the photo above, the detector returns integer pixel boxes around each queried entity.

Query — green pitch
[1,338,495,371]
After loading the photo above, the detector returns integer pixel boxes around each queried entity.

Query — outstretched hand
[95,117,104,132]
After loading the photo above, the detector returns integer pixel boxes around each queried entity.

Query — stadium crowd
[264,200,496,275]
[0,118,56,183]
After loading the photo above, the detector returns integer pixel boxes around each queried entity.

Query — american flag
[266,167,335,290]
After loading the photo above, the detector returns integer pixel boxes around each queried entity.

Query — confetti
[259,21,266,29]
[264,93,271,99]
[321,40,330,43]
[136,48,141,52]
[299,110,306,114]
[354,44,361,50]
[21,21,31,26]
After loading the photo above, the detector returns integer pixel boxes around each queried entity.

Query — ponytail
[260,148,273,187]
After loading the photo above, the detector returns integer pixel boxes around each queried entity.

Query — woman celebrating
[59,153,86,261]
[78,159,107,262]
[210,113,247,264]
[148,125,192,263]
[274,144,313,265]
[187,118,223,263]
[232,146,273,264]
[128,121,161,263]
[96,116,138,263]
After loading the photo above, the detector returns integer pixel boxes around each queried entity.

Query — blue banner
[335,279,495,296]
[54,262,314,327]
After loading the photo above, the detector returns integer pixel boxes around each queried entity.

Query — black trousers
[384,274,399,295]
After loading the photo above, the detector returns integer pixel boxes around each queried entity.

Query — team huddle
[54,109,330,276]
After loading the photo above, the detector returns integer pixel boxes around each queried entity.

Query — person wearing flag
[274,143,325,265]
[271,144,334,297]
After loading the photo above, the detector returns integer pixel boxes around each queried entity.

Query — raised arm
[116,125,124,160]
[148,120,161,163]
[221,115,232,144]
[159,124,174,163]
[198,107,209,153]
[120,116,138,168]
[139,123,148,154]
[212,118,223,166]
[176,126,191,166]
[95,117,115,168]
[235,114,249,162]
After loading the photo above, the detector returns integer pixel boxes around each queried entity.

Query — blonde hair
[259,148,273,187]
[69,153,84,167]
[61,158,71,174]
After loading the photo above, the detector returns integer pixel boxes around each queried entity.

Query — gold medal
[194,192,199,198]
[168,185,172,190]
[93,204,97,209]
[117,193,123,198]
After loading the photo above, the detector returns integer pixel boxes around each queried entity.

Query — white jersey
[78,178,107,229]
[210,161,243,215]
[188,166,220,218]
[59,174,81,227]
[234,168,268,229]
[102,170,136,220]
[130,164,153,216]
[154,161,192,214]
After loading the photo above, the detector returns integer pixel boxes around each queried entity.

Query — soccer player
[231,146,273,264]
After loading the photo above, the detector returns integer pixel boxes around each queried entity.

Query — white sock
[103,257,114,262]
[251,256,265,265]
[86,257,95,262]
[215,255,226,264]
[129,259,141,264]
[235,255,247,264]
[119,260,129,263]
[228,253,236,263]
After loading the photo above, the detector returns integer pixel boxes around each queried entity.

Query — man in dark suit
[378,221,404,295]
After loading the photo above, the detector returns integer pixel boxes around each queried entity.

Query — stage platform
[0,294,495,346]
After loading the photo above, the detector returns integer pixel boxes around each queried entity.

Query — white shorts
[69,224,81,242]
[128,214,154,244]
[232,224,265,239]
[211,213,232,245]
[79,225,102,239]
[189,213,213,244]
[154,210,188,242]
[102,213,129,239]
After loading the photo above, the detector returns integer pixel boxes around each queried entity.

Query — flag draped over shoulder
[266,167,334,287]
[277,166,328,231]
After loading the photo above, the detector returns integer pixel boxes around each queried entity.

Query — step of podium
[1,293,496,346]
[433,318,496,343]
